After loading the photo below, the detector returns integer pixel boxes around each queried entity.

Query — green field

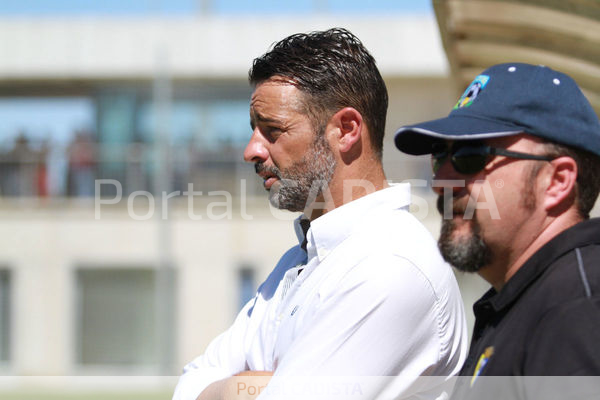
[0,391,172,400]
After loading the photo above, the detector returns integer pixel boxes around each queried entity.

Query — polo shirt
[453,218,600,399]
[173,184,468,400]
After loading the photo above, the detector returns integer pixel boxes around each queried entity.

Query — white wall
[0,16,447,80]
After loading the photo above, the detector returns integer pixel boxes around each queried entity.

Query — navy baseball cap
[394,63,600,157]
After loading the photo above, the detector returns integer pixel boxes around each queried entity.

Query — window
[0,97,95,197]
[136,97,250,150]
[0,270,10,363]
[75,268,158,367]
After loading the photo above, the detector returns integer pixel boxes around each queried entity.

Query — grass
[0,391,173,400]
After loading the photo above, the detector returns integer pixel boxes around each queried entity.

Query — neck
[481,211,582,291]
[305,161,388,221]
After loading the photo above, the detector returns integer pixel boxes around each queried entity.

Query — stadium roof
[434,0,600,114]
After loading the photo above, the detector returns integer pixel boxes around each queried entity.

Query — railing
[0,142,263,200]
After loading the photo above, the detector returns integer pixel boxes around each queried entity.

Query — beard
[436,195,491,273]
[435,167,538,272]
[255,134,336,212]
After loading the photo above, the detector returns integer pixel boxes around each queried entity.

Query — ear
[328,107,363,154]
[542,156,577,212]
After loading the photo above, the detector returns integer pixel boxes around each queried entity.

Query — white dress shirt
[173,183,467,400]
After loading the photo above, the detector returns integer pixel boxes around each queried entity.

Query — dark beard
[437,196,491,273]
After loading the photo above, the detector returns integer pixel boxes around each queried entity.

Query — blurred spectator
[67,130,97,197]
[36,140,50,197]
[127,141,151,193]
[1,133,38,197]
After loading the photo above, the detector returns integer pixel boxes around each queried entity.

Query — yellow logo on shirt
[471,346,494,387]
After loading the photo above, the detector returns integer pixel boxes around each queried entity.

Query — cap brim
[394,115,523,155]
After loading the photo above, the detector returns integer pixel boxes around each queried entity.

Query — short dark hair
[249,27,388,159]
[542,142,600,219]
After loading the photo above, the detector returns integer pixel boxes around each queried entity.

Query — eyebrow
[250,108,279,128]
[253,113,278,124]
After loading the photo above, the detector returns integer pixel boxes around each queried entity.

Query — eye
[264,126,283,142]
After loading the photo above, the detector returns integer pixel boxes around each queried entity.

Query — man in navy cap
[395,63,600,396]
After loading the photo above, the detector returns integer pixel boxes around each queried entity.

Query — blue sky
[0,0,432,16]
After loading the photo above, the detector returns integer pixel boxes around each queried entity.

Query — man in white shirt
[173,28,467,400]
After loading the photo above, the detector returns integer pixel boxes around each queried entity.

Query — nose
[244,129,269,163]
[431,156,463,196]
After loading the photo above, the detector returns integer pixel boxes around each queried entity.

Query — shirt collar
[476,218,600,314]
[293,215,310,247]
[302,183,411,262]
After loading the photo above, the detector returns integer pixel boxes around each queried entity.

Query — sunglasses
[431,141,555,175]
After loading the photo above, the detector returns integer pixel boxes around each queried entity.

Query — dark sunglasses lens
[451,146,488,174]
[431,144,448,173]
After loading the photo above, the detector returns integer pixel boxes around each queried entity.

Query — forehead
[250,78,305,116]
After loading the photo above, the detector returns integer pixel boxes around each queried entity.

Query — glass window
[0,87,253,197]
[136,99,250,150]
[0,270,10,363]
[209,101,252,150]
[75,268,157,367]
[0,97,95,197]
[0,97,95,149]
[134,97,251,194]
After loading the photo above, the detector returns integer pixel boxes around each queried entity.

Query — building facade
[0,12,498,397]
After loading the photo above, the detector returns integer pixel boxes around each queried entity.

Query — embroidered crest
[454,75,490,109]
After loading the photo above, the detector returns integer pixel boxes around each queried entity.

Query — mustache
[255,162,281,178]
[436,195,467,216]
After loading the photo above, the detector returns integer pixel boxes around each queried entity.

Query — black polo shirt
[452,218,600,399]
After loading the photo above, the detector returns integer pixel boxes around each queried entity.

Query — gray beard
[437,196,491,273]
[257,136,336,213]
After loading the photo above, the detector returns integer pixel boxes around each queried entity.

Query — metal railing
[0,141,262,200]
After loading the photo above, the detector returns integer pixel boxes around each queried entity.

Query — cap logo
[454,75,490,109]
